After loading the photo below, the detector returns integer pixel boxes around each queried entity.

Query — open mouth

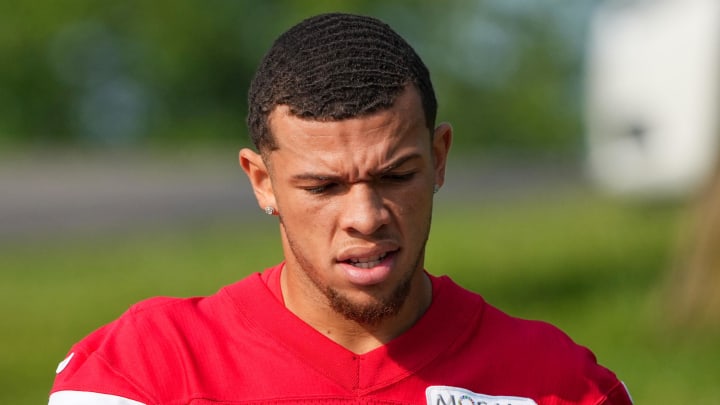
[345,252,390,269]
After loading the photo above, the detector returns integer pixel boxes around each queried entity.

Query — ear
[239,148,276,211]
[431,122,453,188]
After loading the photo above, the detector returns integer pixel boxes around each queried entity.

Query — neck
[280,266,433,354]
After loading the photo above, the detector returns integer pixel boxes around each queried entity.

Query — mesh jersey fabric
[50,263,632,404]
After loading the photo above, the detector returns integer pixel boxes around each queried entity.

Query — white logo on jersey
[426,385,537,405]
[56,352,75,374]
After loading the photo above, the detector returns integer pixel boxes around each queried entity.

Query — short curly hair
[247,13,437,153]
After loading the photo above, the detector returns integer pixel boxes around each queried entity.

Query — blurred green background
[2,1,718,404]
[0,0,591,152]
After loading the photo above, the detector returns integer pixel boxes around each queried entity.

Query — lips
[347,252,388,268]
[337,244,398,267]
[337,247,398,286]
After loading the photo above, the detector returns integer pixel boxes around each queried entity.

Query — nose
[339,183,391,235]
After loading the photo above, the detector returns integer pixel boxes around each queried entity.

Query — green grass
[2,192,718,403]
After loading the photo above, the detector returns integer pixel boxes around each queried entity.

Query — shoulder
[432,275,602,368]
[432,276,586,359]
[481,305,631,403]
[430,275,631,404]
[49,271,274,403]
[49,282,244,402]
[48,297,181,404]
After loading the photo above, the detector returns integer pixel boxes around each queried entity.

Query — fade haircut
[247,12,437,153]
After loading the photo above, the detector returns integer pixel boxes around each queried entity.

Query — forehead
[266,87,429,168]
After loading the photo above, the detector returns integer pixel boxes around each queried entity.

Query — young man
[49,13,633,405]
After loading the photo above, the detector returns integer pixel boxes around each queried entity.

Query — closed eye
[381,172,415,183]
[304,183,339,194]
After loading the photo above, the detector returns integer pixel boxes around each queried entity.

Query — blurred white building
[585,0,720,198]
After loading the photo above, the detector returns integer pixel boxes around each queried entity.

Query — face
[241,87,452,325]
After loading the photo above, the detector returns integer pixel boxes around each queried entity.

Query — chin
[325,275,412,325]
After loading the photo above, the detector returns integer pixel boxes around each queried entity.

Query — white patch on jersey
[622,381,634,404]
[55,352,74,374]
[426,385,538,405]
[49,390,146,405]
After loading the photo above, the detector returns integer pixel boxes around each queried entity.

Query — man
[49,13,633,405]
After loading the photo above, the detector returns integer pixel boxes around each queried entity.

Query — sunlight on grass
[2,192,718,403]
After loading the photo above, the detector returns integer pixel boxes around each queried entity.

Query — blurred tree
[670,165,720,330]
[0,0,595,153]
[410,1,595,152]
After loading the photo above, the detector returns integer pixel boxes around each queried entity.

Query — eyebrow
[290,153,423,182]
[377,153,423,174]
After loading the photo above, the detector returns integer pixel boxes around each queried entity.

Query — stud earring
[264,206,276,215]
[433,184,440,194]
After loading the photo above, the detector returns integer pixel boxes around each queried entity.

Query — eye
[304,183,338,194]
[381,172,415,183]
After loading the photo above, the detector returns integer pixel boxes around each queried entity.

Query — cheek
[281,193,338,238]
[387,188,432,224]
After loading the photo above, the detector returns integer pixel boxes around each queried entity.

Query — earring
[264,206,276,215]
[433,184,440,194]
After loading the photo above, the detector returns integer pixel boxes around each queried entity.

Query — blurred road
[0,150,586,242]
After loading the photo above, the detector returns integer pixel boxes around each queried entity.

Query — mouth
[338,249,398,286]
[345,252,390,269]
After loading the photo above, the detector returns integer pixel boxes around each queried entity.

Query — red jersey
[49,263,632,404]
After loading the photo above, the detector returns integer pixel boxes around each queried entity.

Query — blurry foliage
[0,0,594,152]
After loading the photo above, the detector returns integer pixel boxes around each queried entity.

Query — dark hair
[247,13,437,152]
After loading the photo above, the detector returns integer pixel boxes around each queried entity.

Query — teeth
[348,253,387,268]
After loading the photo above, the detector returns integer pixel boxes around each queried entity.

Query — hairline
[258,83,436,159]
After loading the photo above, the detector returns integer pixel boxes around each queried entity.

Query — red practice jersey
[50,263,633,404]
